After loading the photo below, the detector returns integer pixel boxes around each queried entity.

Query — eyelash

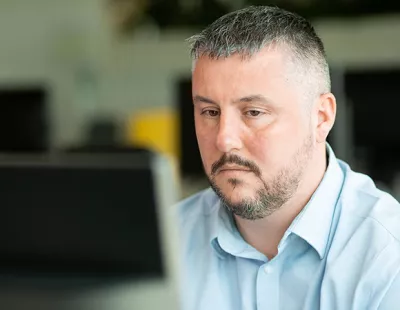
[200,109,265,118]
[245,110,264,117]
[200,110,219,117]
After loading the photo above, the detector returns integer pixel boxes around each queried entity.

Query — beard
[207,135,314,220]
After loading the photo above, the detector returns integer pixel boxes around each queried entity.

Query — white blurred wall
[0,0,399,148]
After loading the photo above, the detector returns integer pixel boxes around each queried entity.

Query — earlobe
[316,93,336,143]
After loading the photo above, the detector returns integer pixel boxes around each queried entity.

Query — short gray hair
[187,6,330,97]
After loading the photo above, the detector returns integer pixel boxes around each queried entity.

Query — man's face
[192,48,317,220]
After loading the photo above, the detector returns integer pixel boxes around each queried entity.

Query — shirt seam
[352,214,400,243]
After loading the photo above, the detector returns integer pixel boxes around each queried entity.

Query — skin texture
[192,46,336,258]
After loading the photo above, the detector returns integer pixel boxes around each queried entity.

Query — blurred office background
[1,0,400,199]
[0,1,399,308]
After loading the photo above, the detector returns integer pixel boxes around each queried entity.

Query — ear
[316,93,336,143]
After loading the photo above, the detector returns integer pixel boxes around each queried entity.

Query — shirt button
[264,265,273,274]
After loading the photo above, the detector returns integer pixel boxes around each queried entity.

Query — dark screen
[345,68,400,184]
[0,88,48,152]
[177,79,204,178]
[0,165,163,279]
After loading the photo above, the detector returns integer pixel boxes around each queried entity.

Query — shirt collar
[209,143,345,260]
[208,193,257,259]
[208,199,248,259]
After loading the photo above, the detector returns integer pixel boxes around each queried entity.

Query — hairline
[190,41,328,105]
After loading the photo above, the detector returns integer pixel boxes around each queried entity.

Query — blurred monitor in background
[0,151,180,310]
[177,79,204,180]
[345,68,400,188]
[0,87,48,153]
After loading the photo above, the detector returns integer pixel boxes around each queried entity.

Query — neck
[234,144,327,260]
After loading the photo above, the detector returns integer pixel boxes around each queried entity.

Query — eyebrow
[193,94,274,106]
[193,95,217,105]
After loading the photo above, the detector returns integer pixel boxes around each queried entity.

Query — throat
[233,199,303,260]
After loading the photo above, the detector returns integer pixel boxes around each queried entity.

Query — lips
[218,166,252,173]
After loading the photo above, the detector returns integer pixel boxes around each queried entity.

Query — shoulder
[174,188,221,309]
[338,160,400,242]
[329,160,400,276]
[175,188,221,245]
[176,187,220,222]
[322,161,400,306]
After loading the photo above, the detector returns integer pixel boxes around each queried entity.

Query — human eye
[244,110,264,118]
[201,109,220,118]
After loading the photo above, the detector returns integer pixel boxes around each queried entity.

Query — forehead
[191,47,311,114]
[191,47,294,95]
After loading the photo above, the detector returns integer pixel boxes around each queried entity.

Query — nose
[216,112,243,153]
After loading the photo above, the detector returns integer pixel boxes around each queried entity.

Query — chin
[214,178,256,201]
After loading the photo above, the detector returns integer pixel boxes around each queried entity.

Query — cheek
[247,119,304,168]
[246,136,277,170]
[195,120,218,170]
[195,118,212,149]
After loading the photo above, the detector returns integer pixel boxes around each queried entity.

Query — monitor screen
[0,153,181,310]
[0,88,48,152]
[0,154,163,280]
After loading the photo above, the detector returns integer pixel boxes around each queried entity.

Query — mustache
[211,154,261,178]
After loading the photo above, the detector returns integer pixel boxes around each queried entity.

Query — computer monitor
[0,151,181,310]
[0,87,48,152]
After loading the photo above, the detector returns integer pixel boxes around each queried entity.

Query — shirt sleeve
[378,269,400,310]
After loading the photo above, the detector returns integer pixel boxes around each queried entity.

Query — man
[177,5,400,310]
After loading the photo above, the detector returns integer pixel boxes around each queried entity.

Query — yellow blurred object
[126,108,180,160]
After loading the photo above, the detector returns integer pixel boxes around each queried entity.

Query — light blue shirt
[177,146,400,310]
